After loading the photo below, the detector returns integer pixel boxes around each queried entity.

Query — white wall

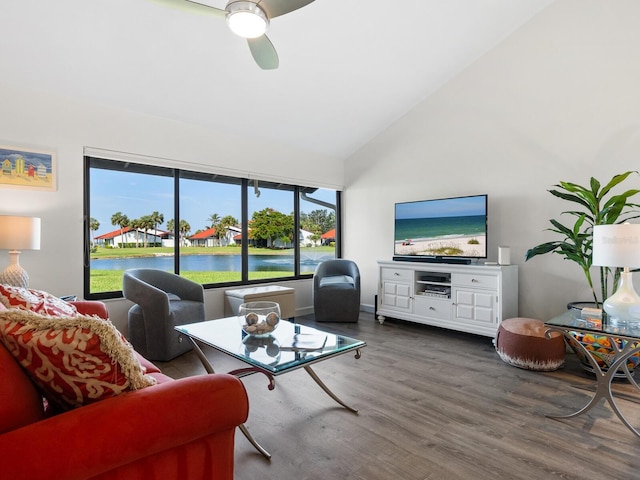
[0,83,342,332]
[344,0,640,321]
[4,0,640,330]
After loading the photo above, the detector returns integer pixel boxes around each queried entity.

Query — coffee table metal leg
[187,337,216,374]
[238,424,272,459]
[186,337,272,459]
[546,329,640,438]
[228,367,276,390]
[304,365,358,414]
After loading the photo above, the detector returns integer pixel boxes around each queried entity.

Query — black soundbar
[393,256,472,265]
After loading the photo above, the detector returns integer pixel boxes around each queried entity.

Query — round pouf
[495,317,565,371]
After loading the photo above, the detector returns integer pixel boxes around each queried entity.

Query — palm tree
[208,213,222,246]
[150,211,164,246]
[208,213,220,229]
[218,215,239,246]
[89,217,100,246]
[139,215,154,248]
[110,212,129,248]
[129,218,142,247]
[179,219,191,247]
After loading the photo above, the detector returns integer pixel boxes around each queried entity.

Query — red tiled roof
[94,226,169,240]
[321,228,336,239]
[189,227,216,240]
[94,226,133,240]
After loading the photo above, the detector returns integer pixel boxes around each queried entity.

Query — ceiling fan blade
[149,0,225,17]
[247,35,279,70]
[258,0,315,19]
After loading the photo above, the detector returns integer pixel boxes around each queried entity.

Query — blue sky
[90,168,336,236]
[395,194,487,220]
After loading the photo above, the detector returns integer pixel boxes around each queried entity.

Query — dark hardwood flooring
[156,313,640,480]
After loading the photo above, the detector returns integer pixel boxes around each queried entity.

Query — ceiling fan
[154,0,315,69]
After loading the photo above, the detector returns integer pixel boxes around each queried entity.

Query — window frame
[83,156,341,300]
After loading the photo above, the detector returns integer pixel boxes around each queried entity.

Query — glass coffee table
[545,309,640,437]
[175,317,366,459]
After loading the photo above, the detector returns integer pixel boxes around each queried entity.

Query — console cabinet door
[382,281,412,311]
[453,289,496,327]
[380,268,413,313]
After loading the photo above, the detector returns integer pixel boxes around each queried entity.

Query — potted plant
[526,172,640,374]
[525,171,640,307]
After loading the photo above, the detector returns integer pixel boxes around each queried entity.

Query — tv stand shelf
[377,260,518,337]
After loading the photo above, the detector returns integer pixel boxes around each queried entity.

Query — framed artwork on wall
[0,145,57,191]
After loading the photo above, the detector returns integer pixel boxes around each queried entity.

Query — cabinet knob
[394,272,400,276]
[471,278,479,283]
[429,306,435,311]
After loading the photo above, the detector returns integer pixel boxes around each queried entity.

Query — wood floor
[157,313,640,480]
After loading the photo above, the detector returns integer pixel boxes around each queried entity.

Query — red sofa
[0,301,249,480]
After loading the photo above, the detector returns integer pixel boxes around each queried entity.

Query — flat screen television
[393,194,488,264]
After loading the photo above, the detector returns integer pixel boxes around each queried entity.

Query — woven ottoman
[495,317,565,371]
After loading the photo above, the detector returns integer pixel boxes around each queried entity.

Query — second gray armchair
[123,268,205,362]
[313,259,361,323]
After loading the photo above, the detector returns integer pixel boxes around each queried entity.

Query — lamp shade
[592,224,640,268]
[0,216,41,251]
[226,1,269,38]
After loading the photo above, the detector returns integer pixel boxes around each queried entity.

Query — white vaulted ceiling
[0,0,554,159]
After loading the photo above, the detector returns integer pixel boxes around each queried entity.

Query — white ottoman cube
[224,285,296,319]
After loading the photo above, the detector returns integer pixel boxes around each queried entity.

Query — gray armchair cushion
[123,269,205,361]
[313,260,361,322]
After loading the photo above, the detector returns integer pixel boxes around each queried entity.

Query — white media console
[377,260,518,337]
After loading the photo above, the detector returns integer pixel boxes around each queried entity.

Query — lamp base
[0,250,29,288]
[603,271,640,325]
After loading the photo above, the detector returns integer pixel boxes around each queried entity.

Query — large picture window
[84,157,339,299]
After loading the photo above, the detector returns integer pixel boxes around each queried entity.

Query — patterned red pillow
[0,285,77,316]
[0,309,156,410]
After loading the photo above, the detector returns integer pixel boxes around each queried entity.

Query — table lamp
[0,215,41,288]
[592,223,640,323]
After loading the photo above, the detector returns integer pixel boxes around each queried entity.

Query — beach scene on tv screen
[394,195,487,257]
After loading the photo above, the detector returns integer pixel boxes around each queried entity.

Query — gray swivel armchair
[123,268,205,362]
[313,259,361,322]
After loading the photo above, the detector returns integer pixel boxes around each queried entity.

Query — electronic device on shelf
[420,274,450,283]
[392,194,488,265]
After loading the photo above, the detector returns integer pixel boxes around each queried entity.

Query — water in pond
[91,253,333,273]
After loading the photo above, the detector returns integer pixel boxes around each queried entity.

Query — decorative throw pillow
[0,285,77,316]
[0,308,156,410]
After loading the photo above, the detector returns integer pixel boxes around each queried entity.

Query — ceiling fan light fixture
[226,1,269,39]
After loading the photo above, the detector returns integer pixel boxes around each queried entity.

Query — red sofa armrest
[0,374,249,480]
[70,300,109,319]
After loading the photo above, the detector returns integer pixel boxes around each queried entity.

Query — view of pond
[91,253,334,273]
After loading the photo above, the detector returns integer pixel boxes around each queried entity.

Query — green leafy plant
[525,171,640,307]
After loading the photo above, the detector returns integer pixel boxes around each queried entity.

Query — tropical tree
[179,219,191,247]
[218,214,238,246]
[249,208,294,248]
[300,209,335,237]
[89,217,100,245]
[139,215,154,248]
[129,218,142,247]
[208,213,222,246]
[149,211,164,246]
[110,212,129,248]
[208,213,220,229]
